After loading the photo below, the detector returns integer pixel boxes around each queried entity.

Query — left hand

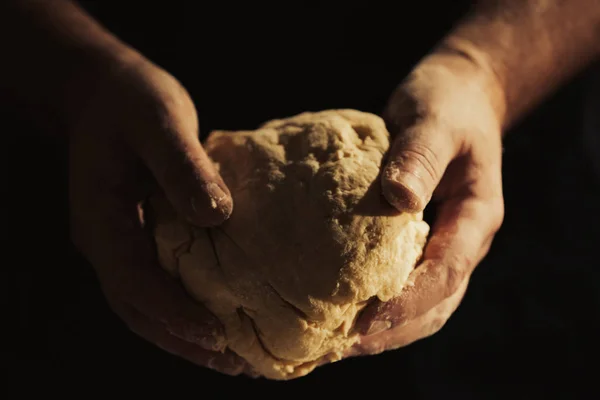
[351,49,506,355]
[68,54,248,375]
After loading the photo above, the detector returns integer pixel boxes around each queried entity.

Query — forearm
[0,0,141,130]
[438,0,600,130]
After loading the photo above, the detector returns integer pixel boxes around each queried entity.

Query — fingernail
[204,182,233,219]
[383,163,429,212]
[365,320,392,336]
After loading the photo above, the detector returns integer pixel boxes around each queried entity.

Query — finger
[70,136,227,352]
[381,122,461,213]
[358,193,504,334]
[86,201,226,351]
[109,296,247,376]
[350,278,469,356]
[124,83,232,227]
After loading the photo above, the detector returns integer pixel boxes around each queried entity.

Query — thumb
[129,125,233,227]
[382,123,459,213]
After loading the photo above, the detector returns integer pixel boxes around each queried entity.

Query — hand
[353,51,506,354]
[69,55,248,375]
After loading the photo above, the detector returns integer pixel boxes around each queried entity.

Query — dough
[150,109,429,380]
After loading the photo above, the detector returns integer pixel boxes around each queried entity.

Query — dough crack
[152,110,430,380]
[172,236,194,276]
[206,228,221,267]
[237,307,284,362]
[266,282,311,321]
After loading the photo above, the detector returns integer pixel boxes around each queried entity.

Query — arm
[0,0,140,130]
[440,0,600,129]
[356,0,600,351]
[2,1,244,372]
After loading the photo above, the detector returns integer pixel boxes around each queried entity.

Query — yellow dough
[150,109,429,380]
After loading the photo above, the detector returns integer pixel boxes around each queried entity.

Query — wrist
[384,44,507,139]
[433,37,508,131]
[0,0,148,135]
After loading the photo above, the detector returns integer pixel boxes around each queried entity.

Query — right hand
[353,48,506,354]
[68,53,249,375]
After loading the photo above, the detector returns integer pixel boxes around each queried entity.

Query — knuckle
[426,315,450,337]
[488,197,505,233]
[478,199,505,262]
[444,261,467,297]
[390,141,441,184]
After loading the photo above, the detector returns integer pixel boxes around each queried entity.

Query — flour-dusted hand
[352,50,505,353]
[1,0,248,373]
[354,0,600,354]
[68,57,249,373]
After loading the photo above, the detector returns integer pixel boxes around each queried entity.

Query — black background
[10,1,600,398]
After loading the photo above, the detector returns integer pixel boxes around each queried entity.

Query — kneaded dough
[150,109,429,380]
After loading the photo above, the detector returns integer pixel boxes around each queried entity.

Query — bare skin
[3,0,599,375]
[1,0,246,375]
[354,0,600,353]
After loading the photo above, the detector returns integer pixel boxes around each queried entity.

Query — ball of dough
[150,109,429,380]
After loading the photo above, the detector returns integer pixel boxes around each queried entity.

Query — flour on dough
[150,109,429,380]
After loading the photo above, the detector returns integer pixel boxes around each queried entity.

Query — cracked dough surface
[150,109,429,380]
